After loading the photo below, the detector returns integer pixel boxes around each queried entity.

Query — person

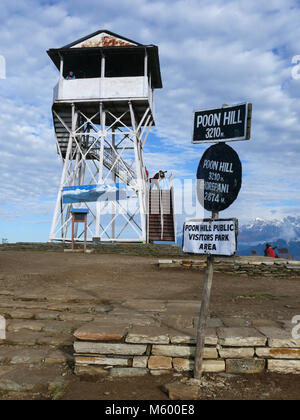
[150,170,167,189]
[65,71,76,80]
[264,243,279,258]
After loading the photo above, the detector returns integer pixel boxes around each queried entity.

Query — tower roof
[47,30,162,88]
[61,29,141,49]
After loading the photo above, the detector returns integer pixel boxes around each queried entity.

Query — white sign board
[183,219,238,256]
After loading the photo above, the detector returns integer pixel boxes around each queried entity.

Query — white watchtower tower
[47,30,173,244]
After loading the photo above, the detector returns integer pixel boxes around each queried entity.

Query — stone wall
[73,320,300,376]
[158,257,300,278]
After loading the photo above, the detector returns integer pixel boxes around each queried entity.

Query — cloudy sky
[0,0,300,242]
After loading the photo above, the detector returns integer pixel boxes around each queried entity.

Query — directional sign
[192,102,252,144]
[197,143,242,212]
[183,218,238,256]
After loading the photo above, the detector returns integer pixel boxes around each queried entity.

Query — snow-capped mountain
[238,216,300,259]
[239,216,300,245]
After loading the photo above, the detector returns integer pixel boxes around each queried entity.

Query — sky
[0,0,300,243]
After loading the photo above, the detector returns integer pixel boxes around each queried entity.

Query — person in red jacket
[264,243,279,258]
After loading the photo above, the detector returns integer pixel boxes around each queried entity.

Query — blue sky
[0,0,300,242]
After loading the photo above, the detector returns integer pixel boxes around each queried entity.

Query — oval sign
[197,143,242,212]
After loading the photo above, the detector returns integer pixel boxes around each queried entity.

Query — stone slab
[161,314,194,330]
[110,368,149,377]
[151,344,218,359]
[74,322,129,342]
[163,381,200,400]
[74,365,109,377]
[226,358,266,374]
[150,370,172,376]
[74,341,147,356]
[10,310,35,320]
[257,327,300,348]
[148,356,172,370]
[75,355,131,366]
[0,366,65,392]
[45,349,72,365]
[132,356,148,368]
[122,299,167,312]
[251,319,281,328]
[172,360,225,373]
[59,313,94,322]
[125,326,170,344]
[256,347,300,359]
[222,318,251,327]
[217,327,267,347]
[7,320,45,333]
[218,347,255,359]
[169,327,217,345]
[267,360,300,374]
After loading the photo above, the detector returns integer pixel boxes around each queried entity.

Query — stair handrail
[160,180,164,240]
[169,173,177,243]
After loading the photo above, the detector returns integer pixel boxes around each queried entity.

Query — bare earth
[0,250,300,400]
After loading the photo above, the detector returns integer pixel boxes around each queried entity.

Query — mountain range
[177,216,300,260]
[238,216,300,260]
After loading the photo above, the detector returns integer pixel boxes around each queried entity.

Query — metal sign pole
[194,210,218,379]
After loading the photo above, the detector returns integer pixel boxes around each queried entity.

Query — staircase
[52,108,136,186]
[148,189,175,242]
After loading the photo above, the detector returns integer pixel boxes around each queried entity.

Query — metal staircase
[52,109,136,186]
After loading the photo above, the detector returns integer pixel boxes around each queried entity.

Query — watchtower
[47,30,175,243]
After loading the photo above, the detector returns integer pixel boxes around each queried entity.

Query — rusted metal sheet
[79,35,134,48]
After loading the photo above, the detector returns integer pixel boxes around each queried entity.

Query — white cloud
[0,0,300,241]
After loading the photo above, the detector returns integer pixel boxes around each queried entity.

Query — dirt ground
[0,250,300,400]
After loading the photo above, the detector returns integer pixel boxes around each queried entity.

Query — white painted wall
[54,76,149,101]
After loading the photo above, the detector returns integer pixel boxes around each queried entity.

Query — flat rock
[122,299,167,313]
[10,310,35,320]
[0,365,64,392]
[170,327,218,345]
[173,358,225,373]
[74,322,129,342]
[125,326,169,344]
[251,319,281,328]
[217,327,267,347]
[226,358,265,374]
[219,347,255,359]
[163,381,200,400]
[161,314,194,329]
[74,342,147,356]
[256,347,300,359]
[110,368,148,377]
[132,356,149,368]
[267,360,300,374]
[151,344,218,359]
[74,365,109,377]
[256,327,300,348]
[59,313,94,322]
[4,331,39,346]
[148,356,172,370]
[222,318,251,327]
[75,355,131,366]
[7,320,44,333]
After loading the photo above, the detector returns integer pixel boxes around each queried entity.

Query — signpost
[186,102,252,380]
[183,219,238,256]
[192,102,252,144]
[196,143,242,212]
